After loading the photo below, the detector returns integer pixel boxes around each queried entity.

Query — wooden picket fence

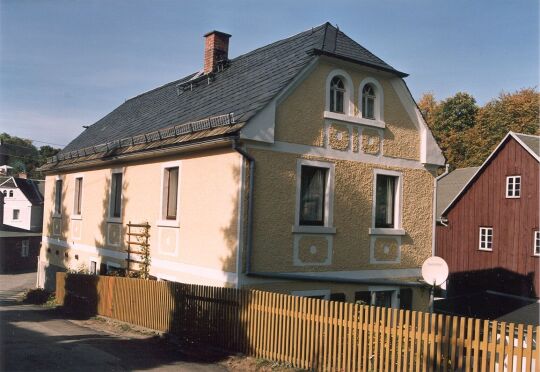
[56,273,538,371]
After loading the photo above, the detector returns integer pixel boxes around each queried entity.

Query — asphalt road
[0,272,227,372]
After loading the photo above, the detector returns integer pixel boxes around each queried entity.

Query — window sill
[156,220,180,228]
[52,213,62,219]
[323,111,385,129]
[505,196,520,199]
[292,225,336,234]
[368,228,406,236]
[478,248,493,252]
[71,215,83,221]
[106,217,122,224]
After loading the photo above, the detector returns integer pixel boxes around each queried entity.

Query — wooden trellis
[125,221,151,279]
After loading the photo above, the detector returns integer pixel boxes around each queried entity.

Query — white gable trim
[389,79,445,166]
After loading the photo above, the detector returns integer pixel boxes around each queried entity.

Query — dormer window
[362,84,376,119]
[329,76,345,113]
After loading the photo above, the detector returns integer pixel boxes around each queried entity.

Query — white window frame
[89,257,100,275]
[359,77,385,125]
[107,168,124,223]
[479,227,493,251]
[12,209,20,221]
[157,161,182,228]
[21,240,29,257]
[506,175,521,198]
[293,159,335,234]
[53,175,63,218]
[370,169,404,235]
[324,69,353,116]
[72,174,84,220]
[534,231,540,257]
[368,286,399,309]
[292,289,331,300]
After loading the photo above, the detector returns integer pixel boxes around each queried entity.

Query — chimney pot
[203,30,231,74]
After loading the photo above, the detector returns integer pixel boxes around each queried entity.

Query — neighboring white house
[0,176,44,232]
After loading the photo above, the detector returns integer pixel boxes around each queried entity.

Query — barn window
[534,231,540,256]
[506,176,521,198]
[479,227,493,251]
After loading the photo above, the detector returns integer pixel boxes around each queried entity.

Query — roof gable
[0,177,43,205]
[441,132,540,217]
[60,23,404,156]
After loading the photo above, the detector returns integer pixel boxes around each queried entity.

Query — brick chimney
[203,30,231,74]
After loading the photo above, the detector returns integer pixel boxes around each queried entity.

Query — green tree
[429,92,478,168]
[465,88,540,166]
[0,133,61,178]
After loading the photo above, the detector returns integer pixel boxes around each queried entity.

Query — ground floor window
[20,240,29,257]
[89,261,97,275]
[355,288,404,309]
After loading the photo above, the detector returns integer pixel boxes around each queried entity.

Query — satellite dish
[422,256,449,286]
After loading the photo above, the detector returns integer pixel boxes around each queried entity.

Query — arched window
[362,84,376,119]
[9,190,13,197]
[329,76,346,113]
[2,190,6,197]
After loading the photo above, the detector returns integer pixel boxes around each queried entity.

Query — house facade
[0,176,44,232]
[436,132,540,301]
[0,193,42,273]
[37,23,444,309]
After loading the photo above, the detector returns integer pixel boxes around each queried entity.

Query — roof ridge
[512,132,540,139]
[230,23,327,63]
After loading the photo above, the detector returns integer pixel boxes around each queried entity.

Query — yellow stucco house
[38,23,445,310]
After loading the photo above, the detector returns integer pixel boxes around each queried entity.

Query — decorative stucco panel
[328,124,350,151]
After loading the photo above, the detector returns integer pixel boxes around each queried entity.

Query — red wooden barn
[435,132,539,320]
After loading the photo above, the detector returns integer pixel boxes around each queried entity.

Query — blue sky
[0,0,538,148]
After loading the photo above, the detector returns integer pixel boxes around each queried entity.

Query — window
[54,179,63,215]
[479,227,493,251]
[354,289,398,308]
[329,76,345,113]
[89,261,97,275]
[110,172,122,218]
[506,176,521,198]
[300,166,327,226]
[2,190,5,197]
[164,167,179,220]
[362,84,376,119]
[73,177,83,215]
[375,175,397,228]
[534,231,540,256]
[291,290,330,300]
[9,190,13,197]
[21,240,29,257]
[12,209,20,220]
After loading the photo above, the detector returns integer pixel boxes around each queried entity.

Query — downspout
[432,164,450,255]
[233,139,254,275]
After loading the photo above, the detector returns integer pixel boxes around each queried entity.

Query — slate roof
[436,167,479,219]
[514,133,540,158]
[60,22,405,156]
[0,177,44,206]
